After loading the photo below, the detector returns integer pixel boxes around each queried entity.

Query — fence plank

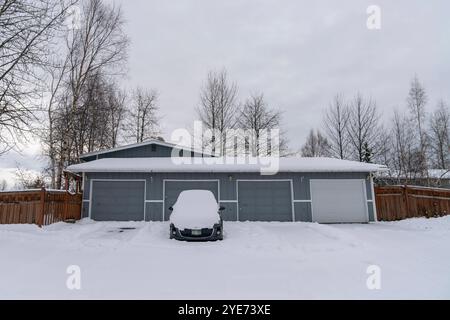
[375,186,450,221]
[0,189,82,226]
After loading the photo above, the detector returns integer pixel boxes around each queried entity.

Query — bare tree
[390,111,408,182]
[197,70,238,156]
[373,130,391,167]
[429,100,449,169]
[389,110,424,182]
[0,0,76,155]
[41,58,70,188]
[0,179,7,191]
[41,0,129,188]
[407,76,428,171]
[238,94,288,156]
[107,86,127,148]
[347,93,381,162]
[59,0,128,171]
[127,88,159,143]
[66,0,128,116]
[301,129,331,157]
[323,95,350,159]
[14,167,47,189]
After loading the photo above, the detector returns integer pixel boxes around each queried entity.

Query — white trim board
[370,175,378,222]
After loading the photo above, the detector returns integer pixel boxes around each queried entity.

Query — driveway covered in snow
[1,218,450,299]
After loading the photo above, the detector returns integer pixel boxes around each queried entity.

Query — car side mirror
[169,207,174,212]
[219,206,226,211]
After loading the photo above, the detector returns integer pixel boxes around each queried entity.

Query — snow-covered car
[169,190,224,241]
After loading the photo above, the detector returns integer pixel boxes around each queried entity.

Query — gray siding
[82,171,375,222]
[82,201,89,218]
[81,144,206,162]
[294,202,312,222]
[81,155,98,162]
[219,202,238,221]
[368,202,375,222]
[146,202,163,222]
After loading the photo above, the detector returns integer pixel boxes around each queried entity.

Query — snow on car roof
[176,189,217,200]
[67,157,387,173]
[170,190,220,229]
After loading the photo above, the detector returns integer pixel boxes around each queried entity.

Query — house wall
[81,144,205,162]
[81,171,375,222]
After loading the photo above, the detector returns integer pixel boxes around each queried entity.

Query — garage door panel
[91,181,145,221]
[311,179,368,223]
[238,181,292,222]
[164,181,219,221]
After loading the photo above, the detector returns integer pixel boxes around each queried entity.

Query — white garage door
[310,179,368,223]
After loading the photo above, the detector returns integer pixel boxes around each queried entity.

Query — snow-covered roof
[79,139,208,159]
[67,157,387,174]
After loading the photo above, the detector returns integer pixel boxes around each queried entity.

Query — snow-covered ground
[1,217,450,300]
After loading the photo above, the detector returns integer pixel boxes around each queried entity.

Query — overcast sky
[1,0,450,182]
[119,0,449,144]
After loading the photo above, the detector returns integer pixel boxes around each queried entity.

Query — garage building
[67,140,386,223]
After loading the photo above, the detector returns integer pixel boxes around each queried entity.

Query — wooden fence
[0,189,82,227]
[375,185,450,221]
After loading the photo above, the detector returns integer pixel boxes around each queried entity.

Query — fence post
[63,191,69,221]
[404,185,410,219]
[65,173,69,192]
[37,187,46,227]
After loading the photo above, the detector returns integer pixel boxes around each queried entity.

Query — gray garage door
[91,180,145,221]
[238,181,293,222]
[164,180,219,221]
[310,179,368,223]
